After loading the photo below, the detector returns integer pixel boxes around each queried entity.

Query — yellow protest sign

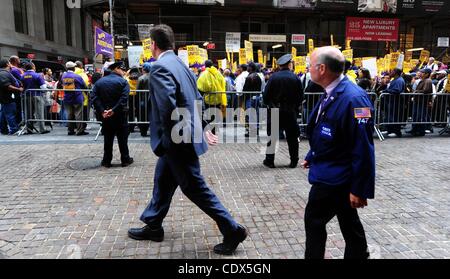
[264,54,267,67]
[272,58,276,69]
[244,40,254,62]
[390,52,400,70]
[419,50,430,64]
[446,74,450,93]
[403,61,412,74]
[308,39,314,54]
[142,38,153,61]
[114,50,122,60]
[342,49,353,62]
[345,39,351,50]
[187,45,199,66]
[294,56,306,74]
[405,50,412,62]
[330,34,334,46]
[232,61,237,73]
[354,58,362,67]
[199,48,208,64]
[258,50,263,64]
[291,47,297,59]
[239,48,247,65]
[377,58,385,74]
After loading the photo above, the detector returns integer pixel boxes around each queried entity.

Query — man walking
[91,61,134,168]
[302,47,375,259]
[128,24,247,255]
[263,54,303,168]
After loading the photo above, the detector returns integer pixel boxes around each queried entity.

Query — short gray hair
[316,47,345,74]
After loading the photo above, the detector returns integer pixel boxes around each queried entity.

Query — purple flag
[95,27,113,57]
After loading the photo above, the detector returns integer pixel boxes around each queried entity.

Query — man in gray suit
[128,24,247,255]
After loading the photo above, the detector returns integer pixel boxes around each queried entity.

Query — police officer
[301,47,375,259]
[263,54,303,168]
[91,61,133,168]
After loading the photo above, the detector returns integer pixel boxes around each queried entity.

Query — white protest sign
[362,57,378,79]
[127,46,143,68]
[226,32,241,53]
[178,50,189,67]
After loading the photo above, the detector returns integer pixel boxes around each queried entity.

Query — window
[65,5,72,46]
[240,22,261,33]
[43,0,54,41]
[268,24,285,34]
[13,0,28,34]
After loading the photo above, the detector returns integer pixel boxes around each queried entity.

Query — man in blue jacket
[128,24,247,255]
[301,46,375,259]
[382,68,405,137]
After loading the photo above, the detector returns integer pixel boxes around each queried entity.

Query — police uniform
[91,62,133,166]
[304,75,375,259]
[263,54,303,168]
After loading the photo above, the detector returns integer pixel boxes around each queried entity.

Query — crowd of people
[1,51,449,139]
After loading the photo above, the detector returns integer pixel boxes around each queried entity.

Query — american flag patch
[354,107,371,119]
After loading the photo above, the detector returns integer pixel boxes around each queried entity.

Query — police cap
[277,54,292,66]
[108,61,126,71]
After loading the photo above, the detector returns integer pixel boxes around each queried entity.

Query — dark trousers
[0,103,18,134]
[304,184,369,259]
[140,150,239,237]
[266,110,299,163]
[102,115,130,163]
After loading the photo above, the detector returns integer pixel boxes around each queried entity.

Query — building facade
[84,0,449,65]
[0,0,94,64]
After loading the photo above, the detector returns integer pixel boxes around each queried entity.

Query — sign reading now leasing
[346,17,399,42]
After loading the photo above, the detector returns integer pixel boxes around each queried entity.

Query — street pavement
[0,125,450,259]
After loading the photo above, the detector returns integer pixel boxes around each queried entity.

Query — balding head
[9,56,20,66]
[310,46,345,88]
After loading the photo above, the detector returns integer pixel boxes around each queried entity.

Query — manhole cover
[66,156,103,170]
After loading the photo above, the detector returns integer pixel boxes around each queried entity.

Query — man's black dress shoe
[213,225,248,255]
[263,159,275,168]
[128,225,164,242]
[122,157,134,167]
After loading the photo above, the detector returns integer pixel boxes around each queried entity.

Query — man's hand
[102,109,114,119]
[350,193,368,209]
[205,130,219,146]
[301,160,309,169]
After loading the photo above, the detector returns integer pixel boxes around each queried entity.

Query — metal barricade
[377,93,450,140]
[18,89,102,137]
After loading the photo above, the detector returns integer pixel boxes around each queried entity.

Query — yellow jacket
[75,68,90,106]
[126,77,138,96]
[197,66,227,106]
[346,71,357,84]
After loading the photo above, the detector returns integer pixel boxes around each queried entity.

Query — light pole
[109,0,115,61]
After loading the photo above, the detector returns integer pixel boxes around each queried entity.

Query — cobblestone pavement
[0,130,450,259]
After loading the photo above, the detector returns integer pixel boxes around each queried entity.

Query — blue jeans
[0,103,18,134]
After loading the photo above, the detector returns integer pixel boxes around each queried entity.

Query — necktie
[315,92,329,124]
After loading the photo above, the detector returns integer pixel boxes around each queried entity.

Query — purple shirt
[10,66,24,86]
[21,70,45,96]
[61,71,86,105]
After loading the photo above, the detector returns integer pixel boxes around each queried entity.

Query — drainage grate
[66,156,103,171]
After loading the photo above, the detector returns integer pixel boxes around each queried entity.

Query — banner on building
[95,27,114,57]
[292,34,306,45]
[346,17,399,42]
[128,46,143,68]
[357,0,397,13]
[226,32,241,53]
[398,0,450,15]
[225,0,273,7]
[277,0,316,9]
[316,0,358,10]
